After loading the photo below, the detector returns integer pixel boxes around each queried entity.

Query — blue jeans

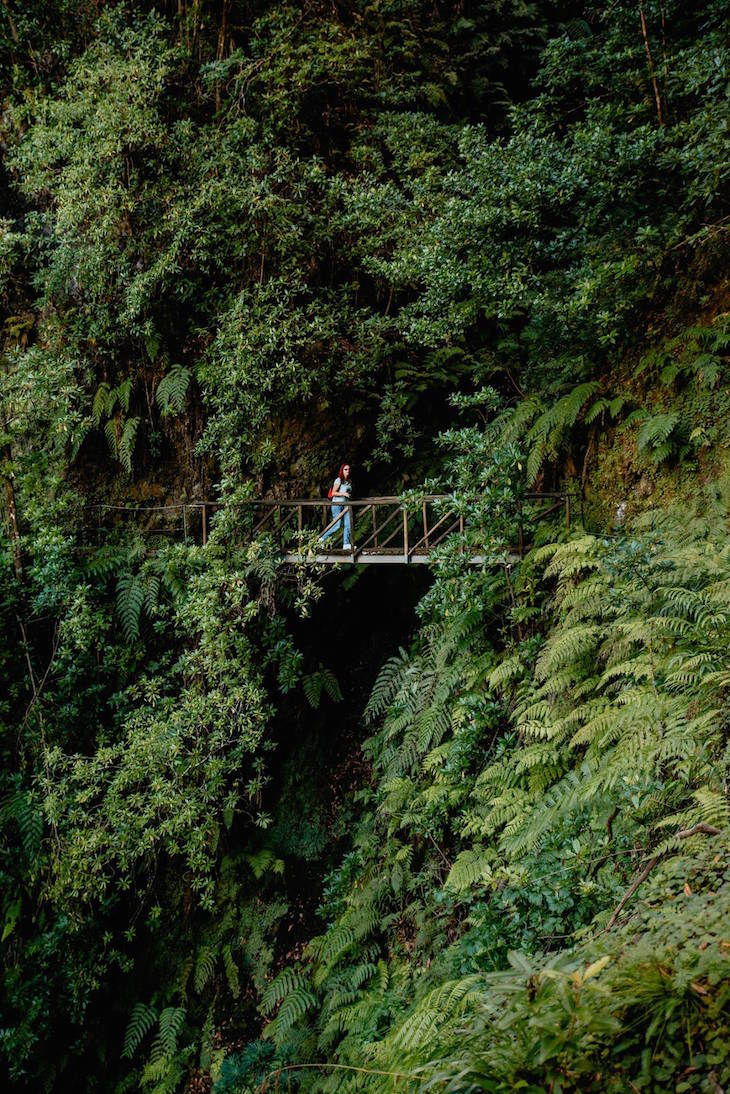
[319,504,352,546]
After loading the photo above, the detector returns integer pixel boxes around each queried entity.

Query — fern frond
[365,649,410,721]
[157,1006,185,1057]
[117,376,133,414]
[0,785,42,858]
[116,571,145,641]
[194,946,217,994]
[264,986,317,1042]
[123,1002,158,1059]
[222,945,240,999]
[535,624,600,680]
[119,416,140,474]
[104,417,118,459]
[262,968,311,1013]
[445,847,493,892]
[156,364,191,416]
[69,419,92,461]
[525,382,599,484]
[93,381,111,426]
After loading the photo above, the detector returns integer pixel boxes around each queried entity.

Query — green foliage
[4,1,730,1090]
[370,836,730,1092]
[222,946,241,1000]
[472,528,730,858]
[262,968,312,1013]
[123,1002,158,1060]
[303,666,343,710]
[116,569,146,641]
[0,779,42,861]
[194,947,217,996]
[444,847,493,893]
[521,381,600,485]
[634,410,685,463]
[245,848,285,881]
[119,417,140,474]
[256,488,730,1090]
[155,1006,186,1058]
[41,551,274,913]
[156,365,191,417]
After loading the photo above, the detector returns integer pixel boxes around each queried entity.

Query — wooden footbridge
[91,492,578,565]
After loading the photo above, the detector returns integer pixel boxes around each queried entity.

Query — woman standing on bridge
[319,463,354,550]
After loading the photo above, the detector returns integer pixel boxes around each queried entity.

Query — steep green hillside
[1,3,730,1091]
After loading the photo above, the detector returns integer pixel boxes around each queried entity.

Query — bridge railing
[236,492,578,561]
[87,492,579,560]
[236,496,465,560]
[89,500,222,546]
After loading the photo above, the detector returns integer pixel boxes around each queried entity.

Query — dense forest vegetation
[2,1,730,1090]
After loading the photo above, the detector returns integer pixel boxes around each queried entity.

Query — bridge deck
[284,549,486,565]
[286,555,493,566]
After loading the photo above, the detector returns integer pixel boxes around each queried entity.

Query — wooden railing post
[565,494,571,530]
[372,505,377,549]
[202,503,207,546]
[182,504,188,543]
[297,504,303,551]
[423,499,429,552]
[403,506,409,562]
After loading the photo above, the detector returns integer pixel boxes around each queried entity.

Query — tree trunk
[2,442,22,580]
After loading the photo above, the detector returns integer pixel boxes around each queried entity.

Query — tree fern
[104,416,119,460]
[584,393,626,424]
[534,623,600,680]
[91,378,142,469]
[377,975,481,1055]
[82,545,131,581]
[117,376,133,413]
[245,848,285,879]
[498,394,543,445]
[311,924,358,970]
